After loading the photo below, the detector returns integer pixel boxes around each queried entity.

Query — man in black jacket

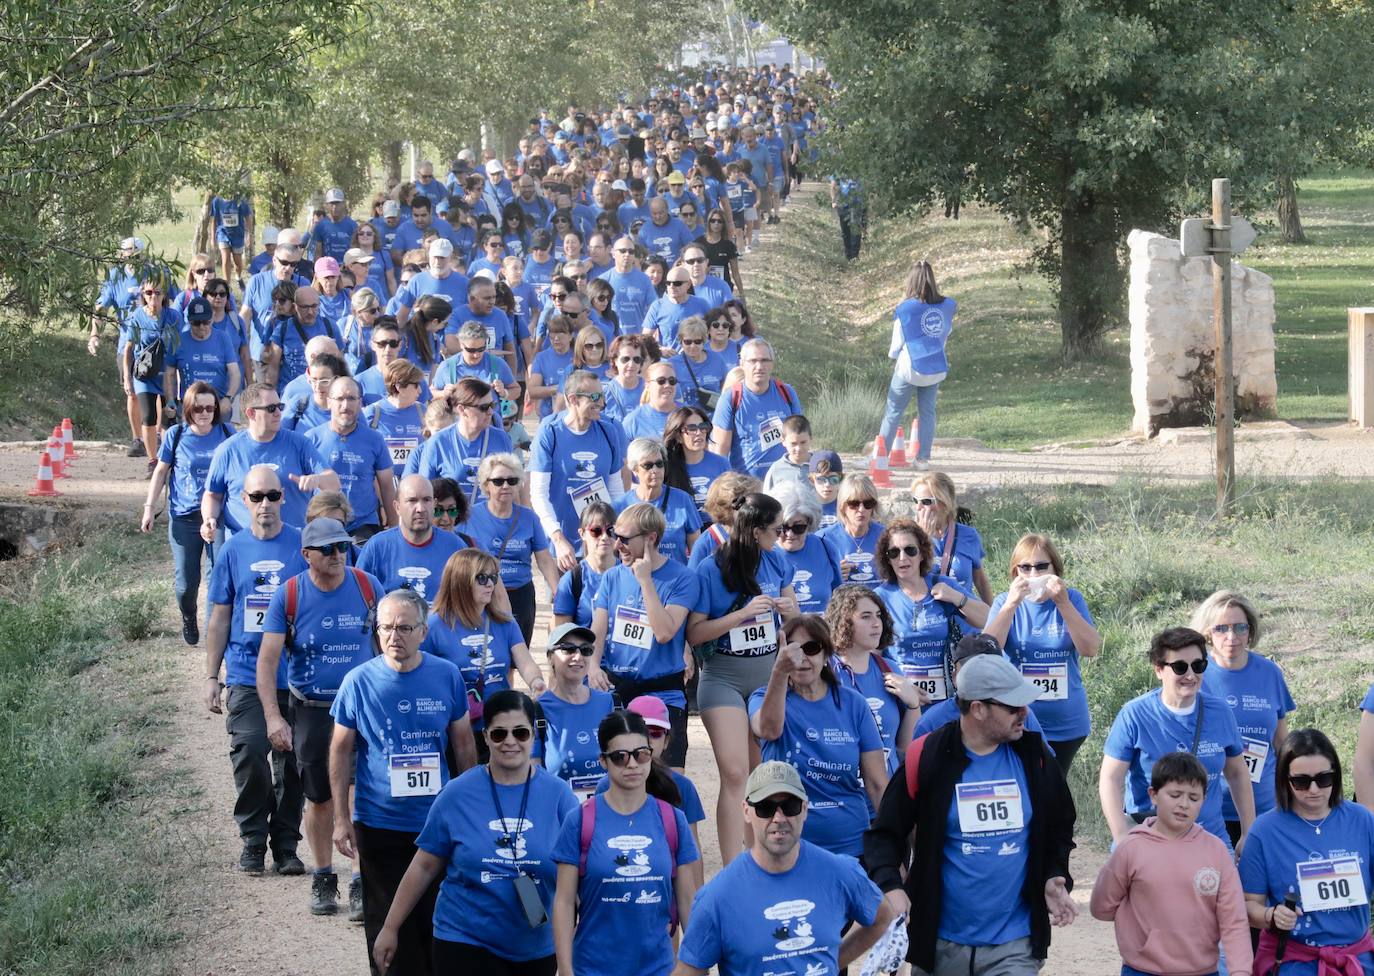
[864,655,1078,975]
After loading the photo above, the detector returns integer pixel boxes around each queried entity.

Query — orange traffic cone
[27,450,60,496]
[61,418,80,460]
[47,432,67,479]
[889,426,909,468]
[869,435,892,488]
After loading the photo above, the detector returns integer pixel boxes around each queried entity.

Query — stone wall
[1128,229,1278,436]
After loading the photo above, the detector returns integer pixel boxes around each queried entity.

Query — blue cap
[186,295,213,322]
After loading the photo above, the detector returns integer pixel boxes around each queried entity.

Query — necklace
[1298,809,1331,835]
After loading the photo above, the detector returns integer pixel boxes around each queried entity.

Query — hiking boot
[273,850,305,875]
[348,877,364,922]
[126,439,146,458]
[309,872,339,915]
[181,613,199,646]
[238,843,267,875]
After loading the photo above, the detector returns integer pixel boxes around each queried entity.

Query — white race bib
[759,417,784,451]
[387,437,419,466]
[955,780,1025,834]
[900,663,947,702]
[569,774,601,801]
[728,612,777,656]
[1021,662,1068,701]
[484,325,498,348]
[221,211,239,228]
[613,605,653,649]
[389,752,441,798]
[1298,857,1368,912]
[570,478,609,516]
[244,594,270,633]
[1241,737,1270,784]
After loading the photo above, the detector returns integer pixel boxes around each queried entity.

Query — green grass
[0,530,183,975]
[751,169,1374,451]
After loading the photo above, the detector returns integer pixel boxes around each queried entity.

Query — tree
[746,0,1374,359]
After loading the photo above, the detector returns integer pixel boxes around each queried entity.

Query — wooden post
[1212,178,1235,518]
[1350,308,1374,428]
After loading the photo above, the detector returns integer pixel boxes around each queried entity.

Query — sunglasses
[798,640,826,656]
[638,460,666,471]
[618,355,644,365]
[193,268,212,275]
[433,505,461,518]
[189,404,217,415]
[373,338,400,348]
[779,521,809,537]
[708,321,730,330]
[207,290,229,298]
[885,544,920,559]
[463,400,496,411]
[474,572,500,586]
[251,402,285,414]
[550,291,569,300]
[683,256,706,264]
[583,524,611,538]
[914,497,938,506]
[1289,770,1336,791]
[610,529,645,546]
[667,280,690,287]
[1016,561,1053,573]
[461,346,488,355]
[604,746,654,767]
[584,340,604,348]
[749,794,804,818]
[308,542,350,556]
[553,643,595,657]
[681,423,709,435]
[844,498,878,510]
[247,490,283,503]
[680,338,704,347]
[650,376,678,387]
[680,211,697,217]
[573,391,605,403]
[1162,659,1208,675]
[708,218,725,225]
[1212,622,1250,635]
[486,726,533,743]
[487,476,521,487]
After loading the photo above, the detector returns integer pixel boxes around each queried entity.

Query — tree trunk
[382,141,403,185]
[1058,194,1123,362]
[1277,174,1305,244]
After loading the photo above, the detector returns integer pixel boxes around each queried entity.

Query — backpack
[168,421,232,471]
[903,733,930,800]
[578,795,680,931]
[283,568,377,649]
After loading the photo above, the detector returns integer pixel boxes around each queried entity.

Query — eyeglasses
[572,391,605,403]
[812,474,841,486]
[604,746,654,767]
[463,400,495,411]
[1016,561,1053,573]
[487,476,521,487]
[885,544,920,560]
[1162,658,1208,676]
[638,459,666,469]
[680,338,704,346]
[683,256,706,264]
[142,289,161,296]
[709,321,730,330]
[251,402,285,414]
[1212,622,1250,635]
[844,498,878,510]
[549,291,569,300]
[553,643,595,657]
[307,542,350,556]
[913,497,938,506]
[474,572,500,586]
[486,726,533,743]
[193,268,212,276]
[329,394,360,403]
[433,505,461,518]
[613,248,634,254]
[779,521,810,537]
[798,640,826,656]
[377,623,421,636]
[296,303,320,311]
[609,529,645,546]
[749,794,804,818]
[189,404,217,415]
[1290,770,1336,791]
[650,376,678,387]
[708,218,725,225]
[667,280,690,287]
[373,338,401,348]
[246,490,283,503]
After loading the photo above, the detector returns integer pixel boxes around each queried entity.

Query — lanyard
[486,764,533,853]
[939,521,956,578]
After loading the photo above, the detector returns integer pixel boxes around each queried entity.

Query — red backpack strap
[578,795,597,877]
[350,567,377,611]
[870,652,893,675]
[729,380,744,412]
[904,733,930,800]
[773,378,797,412]
[284,575,300,647]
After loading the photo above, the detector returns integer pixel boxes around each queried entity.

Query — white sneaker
[914,459,930,471]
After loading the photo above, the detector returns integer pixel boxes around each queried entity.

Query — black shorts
[289,697,335,803]
[136,392,160,427]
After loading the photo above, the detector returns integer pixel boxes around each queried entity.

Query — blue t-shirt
[1203,653,1295,821]
[678,841,882,976]
[267,315,338,391]
[837,655,907,775]
[332,654,467,831]
[604,269,657,331]
[243,268,308,330]
[420,612,526,729]
[940,744,1033,945]
[896,297,957,376]
[459,503,550,590]
[417,766,578,958]
[551,795,700,976]
[446,307,515,355]
[684,453,731,526]
[930,523,985,595]
[817,521,884,587]
[748,685,883,856]
[363,399,427,477]
[396,269,471,314]
[594,560,699,708]
[530,347,576,418]
[263,568,383,700]
[205,429,328,531]
[168,327,239,397]
[211,196,252,248]
[593,769,706,825]
[281,396,329,433]
[621,404,673,443]
[672,351,729,409]
[711,380,803,476]
[643,296,712,351]
[874,577,971,706]
[304,422,393,530]
[433,352,516,393]
[694,549,794,658]
[125,307,184,396]
[207,525,306,688]
[157,422,233,517]
[530,417,626,541]
[1103,689,1244,844]
[777,536,842,615]
[356,526,467,600]
[312,216,358,262]
[416,424,514,501]
[552,559,610,628]
[538,689,616,798]
[691,276,734,310]
[991,588,1095,741]
[637,218,694,261]
[1239,802,1374,965]
[357,367,433,408]
[614,487,701,565]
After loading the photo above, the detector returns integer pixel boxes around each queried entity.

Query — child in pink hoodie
[1091,751,1253,976]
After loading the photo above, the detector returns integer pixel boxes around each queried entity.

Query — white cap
[471,268,497,282]
[382,200,401,218]
[611,179,629,191]
[457,148,476,162]
[324,187,345,203]
[485,159,504,176]
[429,239,454,258]
[119,236,145,252]
[262,225,279,245]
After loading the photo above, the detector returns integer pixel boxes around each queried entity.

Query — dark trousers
[838,205,865,261]
[1047,735,1087,774]
[356,821,438,976]
[431,940,556,975]
[225,685,303,853]
[169,512,216,621]
[508,581,537,646]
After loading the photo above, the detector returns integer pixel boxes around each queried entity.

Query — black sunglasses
[844,498,878,510]
[374,338,401,349]
[553,643,595,657]
[1289,770,1336,791]
[779,521,809,536]
[474,572,500,586]
[246,490,283,503]
[487,476,520,487]
[1017,561,1053,573]
[637,459,666,469]
[307,542,350,556]
[251,402,285,414]
[604,746,654,767]
[487,726,533,743]
[1162,659,1208,675]
[433,505,461,518]
[798,640,826,656]
[885,545,920,559]
[749,794,804,818]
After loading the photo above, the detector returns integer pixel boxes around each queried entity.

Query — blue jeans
[168,512,217,622]
[880,373,939,460]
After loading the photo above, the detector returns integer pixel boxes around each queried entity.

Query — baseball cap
[301,517,352,549]
[382,200,401,218]
[611,179,629,191]
[119,236,145,253]
[667,171,686,185]
[808,450,843,475]
[689,126,707,139]
[485,159,504,176]
[185,296,212,322]
[745,761,808,805]
[342,248,373,266]
[429,238,454,258]
[314,256,340,278]
[262,225,280,245]
[554,131,568,142]
[530,229,553,249]
[471,268,497,282]
[951,633,1003,667]
[614,123,633,139]
[627,695,671,731]
[324,187,345,204]
[954,655,1040,708]
[547,622,594,648]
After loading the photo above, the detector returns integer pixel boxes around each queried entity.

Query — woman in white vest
[878,259,957,472]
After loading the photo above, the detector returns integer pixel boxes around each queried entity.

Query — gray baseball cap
[745,761,807,805]
[954,655,1040,708]
[547,622,594,648]
[301,517,352,549]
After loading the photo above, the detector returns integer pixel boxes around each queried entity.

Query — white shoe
[914,459,930,471]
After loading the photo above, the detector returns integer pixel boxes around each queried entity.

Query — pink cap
[627,695,671,730]
[314,256,340,278]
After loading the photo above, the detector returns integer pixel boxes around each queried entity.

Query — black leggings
[431,939,555,975]
[1048,735,1086,774]
[508,581,536,646]
[136,392,161,427]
